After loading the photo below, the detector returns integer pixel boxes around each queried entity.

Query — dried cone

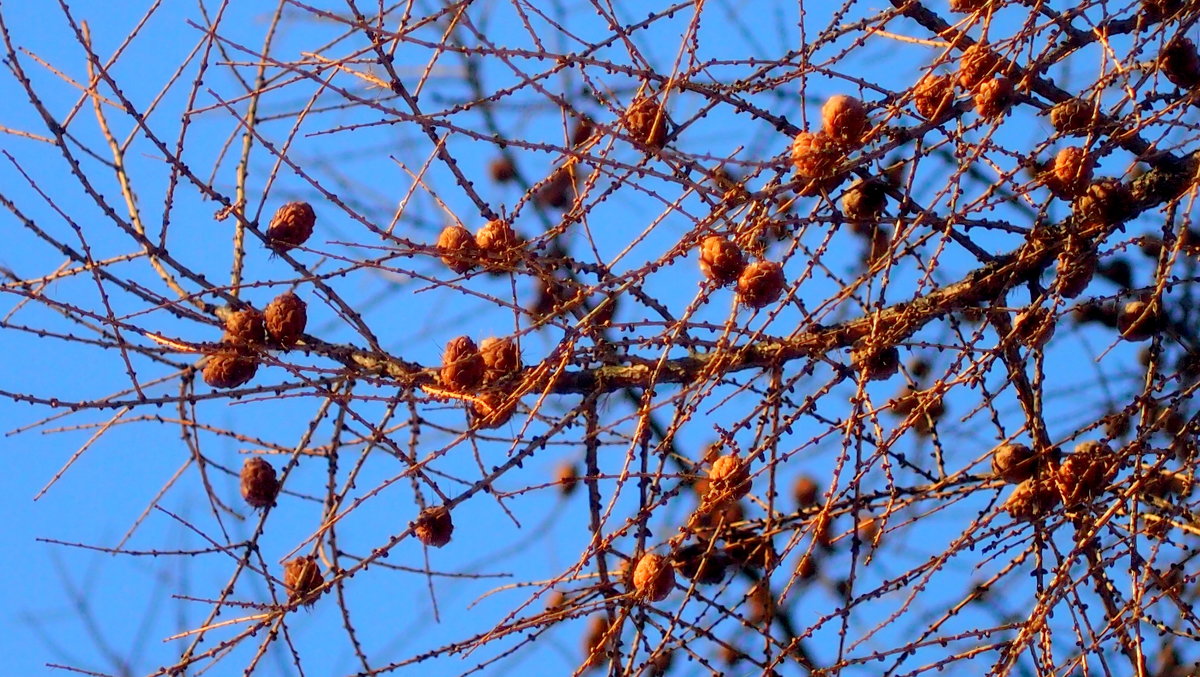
[851,340,900,381]
[470,391,517,429]
[913,74,956,121]
[240,457,280,508]
[705,454,752,507]
[203,348,258,389]
[671,544,729,585]
[1143,0,1185,20]
[1118,299,1165,341]
[974,76,1014,119]
[488,157,517,183]
[1043,146,1094,198]
[265,201,316,251]
[1056,237,1098,299]
[623,96,668,150]
[1073,299,1119,327]
[794,475,819,508]
[1003,478,1061,521]
[556,462,579,496]
[264,291,307,349]
[475,219,521,270]
[723,529,776,570]
[645,651,673,677]
[537,166,574,209]
[479,337,522,383]
[414,505,453,547]
[842,179,888,222]
[571,116,595,147]
[991,443,1040,484]
[820,95,870,148]
[865,225,892,267]
[1160,36,1200,89]
[441,336,485,392]
[582,615,613,670]
[746,581,776,624]
[790,130,841,180]
[735,260,786,308]
[958,43,1005,90]
[1057,441,1118,504]
[910,391,947,436]
[796,552,819,579]
[1075,178,1135,226]
[631,553,675,602]
[284,556,323,605]
[1050,98,1095,136]
[225,307,266,346]
[909,357,932,380]
[698,236,746,286]
[530,277,571,320]
[950,0,992,10]
[1012,306,1056,349]
[436,224,479,274]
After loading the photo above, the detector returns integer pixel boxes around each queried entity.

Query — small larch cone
[1049,98,1095,136]
[1118,299,1165,341]
[1160,36,1200,89]
[671,543,730,585]
[624,93,672,148]
[203,348,258,389]
[796,552,819,579]
[790,130,841,180]
[623,96,668,150]
[1003,478,1061,521]
[1012,306,1055,349]
[475,219,521,270]
[488,157,516,183]
[437,224,479,274]
[1075,178,1136,226]
[571,116,596,147]
[225,307,266,346]
[441,336,485,392]
[913,74,956,121]
[957,43,1005,91]
[820,95,870,148]
[240,457,280,508]
[1057,441,1119,504]
[631,553,675,602]
[479,337,522,383]
[536,166,575,209]
[264,291,307,349]
[265,201,316,251]
[284,556,323,606]
[991,443,1043,484]
[582,615,613,670]
[735,260,786,308]
[793,476,819,508]
[556,462,579,496]
[1143,0,1185,20]
[950,0,993,10]
[414,505,454,547]
[705,453,752,507]
[851,340,900,381]
[974,76,1014,119]
[723,529,777,570]
[698,236,746,286]
[1055,237,1098,299]
[1043,146,1094,198]
[470,391,517,429]
[842,178,888,222]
